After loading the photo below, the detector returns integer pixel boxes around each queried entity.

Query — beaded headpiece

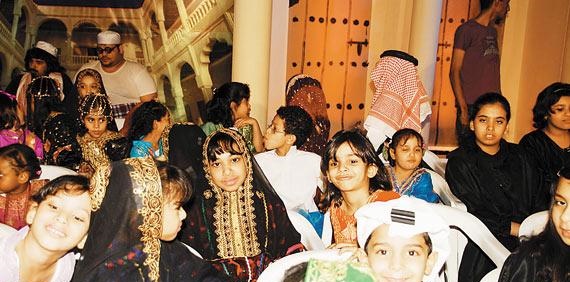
[27,76,61,100]
[79,93,113,120]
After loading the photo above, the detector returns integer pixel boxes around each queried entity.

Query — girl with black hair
[499,167,570,282]
[127,101,170,160]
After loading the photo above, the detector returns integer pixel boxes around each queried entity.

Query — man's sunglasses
[96,45,118,54]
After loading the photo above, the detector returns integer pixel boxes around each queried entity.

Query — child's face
[153,113,171,135]
[26,191,91,252]
[327,142,377,193]
[552,176,570,246]
[83,112,108,138]
[231,98,251,120]
[208,152,247,192]
[547,96,570,131]
[390,137,423,172]
[263,115,288,151]
[366,224,437,282]
[0,157,28,194]
[469,103,508,153]
[77,75,101,98]
[160,200,187,241]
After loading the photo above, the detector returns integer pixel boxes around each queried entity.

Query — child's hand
[234,117,259,128]
[25,132,38,149]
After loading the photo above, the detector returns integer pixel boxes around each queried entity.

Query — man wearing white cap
[6,41,80,121]
[77,30,157,129]
[355,196,450,282]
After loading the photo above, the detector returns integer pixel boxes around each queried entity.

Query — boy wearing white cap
[76,30,157,128]
[355,196,450,282]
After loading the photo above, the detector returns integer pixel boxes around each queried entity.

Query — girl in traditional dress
[76,93,128,177]
[180,128,303,281]
[387,128,439,203]
[74,69,118,131]
[26,76,81,169]
[0,91,43,159]
[319,129,398,247]
[520,82,570,206]
[128,101,170,160]
[0,144,43,229]
[201,82,264,153]
[73,158,229,281]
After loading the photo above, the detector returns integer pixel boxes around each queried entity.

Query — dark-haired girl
[128,101,170,160]
[445,93,547,282]
[0,91,43,159]
[520,82,570,206]
[499,167,570,282]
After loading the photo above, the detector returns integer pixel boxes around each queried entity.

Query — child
[0,90,43,159]
[76,93,128,177]
[355,196,450,282]
[319,129,399,246]
[180,128,304,280]
[74,68,107,99]
[128,101,170,160]
[500,166,570,281]
[387,128,439,203]
[27,76,81,169]
[255,106,323,212]
[201,82,264,153]
[519,82,570,206]
[73,158,228,281]
[445,92,546,282]
[0,175,91,282]
[0,144,43,229]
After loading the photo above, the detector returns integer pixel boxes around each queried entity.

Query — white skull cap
[97,30,121,45]
[35,41,58,57]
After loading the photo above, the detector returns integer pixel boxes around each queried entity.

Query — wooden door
[429,0,479,147]
[287,0,371,135]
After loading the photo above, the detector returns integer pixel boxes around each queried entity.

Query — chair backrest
[287,211,325,251]
[427,170,466,211]
[321,211,332,247]
[39,165,78,180]
[519,210,548,239]
[423,150,447,177]
[430,204,510,282]
[258,249,353,282]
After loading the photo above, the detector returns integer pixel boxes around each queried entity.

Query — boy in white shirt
[255,106,323,212]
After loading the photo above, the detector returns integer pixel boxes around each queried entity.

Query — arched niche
[37,19,68,51]
[71,22,101,56]
[208,40,232,89]
[15,8,27,47]
[180,62,205,123]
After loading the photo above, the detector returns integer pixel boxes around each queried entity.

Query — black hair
[0,92,20,130]
[319,129,391,212]
[469,92,511,122]
[78,94,113,135]
[31,175,89,204]
[510,167,570,282]
[24,47,65,74]
[25,76,66,137]
[276,106,314,147]
[0,144,41,180]
[205,130,245,163]
[127,101,169,144]
[157,162,192,205]
[75,68,108,95]
[388,128,425,167]
[204,82,250,127]
[531,82,570,129]
[480,0,495,11]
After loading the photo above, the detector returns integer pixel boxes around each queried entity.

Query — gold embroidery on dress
[77,131,122,171]
[202,128,261,258]
[125,157,162,282]
[89,163,111,211]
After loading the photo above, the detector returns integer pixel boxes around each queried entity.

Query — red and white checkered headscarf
[366,55,431,139]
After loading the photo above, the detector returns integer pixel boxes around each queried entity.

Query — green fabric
[200,122,256,153]
[303,259,376,282]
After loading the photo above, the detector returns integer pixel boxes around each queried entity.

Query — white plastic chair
[428,169,466,211]
[258,249,353,282]
[39,165,78,180]
[423,150,448,177]
[480,268,501,282]
[287,211,325,251]
[518,210,548,239]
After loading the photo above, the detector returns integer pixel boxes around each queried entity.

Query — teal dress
[200,122,257,153]
[130,138,165,160]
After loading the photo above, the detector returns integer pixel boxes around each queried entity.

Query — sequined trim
[125,157,162,282]
[77,131,122,171]
[89,163,111,211]
[202,128,261,258]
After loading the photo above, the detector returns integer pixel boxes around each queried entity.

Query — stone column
[231,0,272,127]
[166,63,188,121]
[10,12,21,40]
[267,0,289,123]
[174,0,190,30]
[408,0,443,141]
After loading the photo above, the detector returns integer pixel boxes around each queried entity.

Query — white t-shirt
[77,60,157,105]
[255,146,323,212]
